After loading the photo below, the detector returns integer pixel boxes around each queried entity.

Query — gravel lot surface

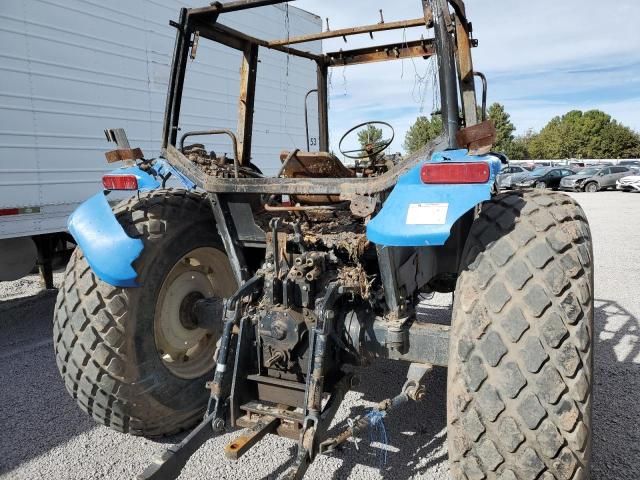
[1,191,639,480]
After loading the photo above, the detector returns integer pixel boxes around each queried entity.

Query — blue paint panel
[154,159,197,190]
[106,160,196,191]
[106,165,161,191]
[66,160,195,288]
[367,149,502,247]
[68,193,143,287]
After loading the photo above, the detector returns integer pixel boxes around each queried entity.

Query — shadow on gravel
[592,299,640,480]
[326,360,448,479]
[0,290,97,476]
[263,360,448,480]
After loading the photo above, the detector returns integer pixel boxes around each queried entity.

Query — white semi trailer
[0,0,320,287]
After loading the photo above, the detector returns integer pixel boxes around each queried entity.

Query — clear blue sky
[293,0,640,154]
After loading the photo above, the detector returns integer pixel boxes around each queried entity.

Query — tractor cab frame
[161,0,492,196]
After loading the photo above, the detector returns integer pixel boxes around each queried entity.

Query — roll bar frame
[161,0,479,185]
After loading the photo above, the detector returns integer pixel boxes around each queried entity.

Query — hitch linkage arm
[138,275,264,480]
[319,363,433,454]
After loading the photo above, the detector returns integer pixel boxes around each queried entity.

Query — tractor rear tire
[447,191,593,479]
[53,189,237,436]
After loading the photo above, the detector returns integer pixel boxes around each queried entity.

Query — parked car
[497,164,531,189]
[514,167,576,190]
[619,160,640,168]
[560,166,632,192]
[617,174,640,192]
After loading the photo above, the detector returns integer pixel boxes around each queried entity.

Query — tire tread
[448,191,593,480]
[54,189,216,436]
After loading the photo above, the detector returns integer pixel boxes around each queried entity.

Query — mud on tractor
[53,1,594,478]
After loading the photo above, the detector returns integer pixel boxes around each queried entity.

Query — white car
[616,175,640,192]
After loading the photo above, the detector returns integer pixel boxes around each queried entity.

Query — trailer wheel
[53,189,237,436]
[448,191,593,480]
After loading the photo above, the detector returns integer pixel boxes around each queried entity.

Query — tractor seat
[279,151,355,179]
[278,150,355,204]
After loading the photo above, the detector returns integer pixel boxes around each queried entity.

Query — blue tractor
[53,1,594,478]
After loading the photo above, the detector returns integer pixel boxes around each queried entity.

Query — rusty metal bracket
[349,194,377,218]
[267,17,427,47]
[325,38,436,67]
[319,363,433,455]
[190,30,200,59]
[104,148,144,164]
[456,120,496,155]
[224,415,279,460]
[180,129,240,178]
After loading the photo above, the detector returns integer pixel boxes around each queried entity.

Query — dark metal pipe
[304,90,317,151]
[162,9,191,150]
[211,274,264,393]
[474,71,488,121]
[189,0,292,16]
[202,22,322,61]
[428,0,460,148]
[316,63,329,152]
[179,129,240,178]
[263,203,342,212]
[276,148,299,178]
[268,17,427,47]
[270,218,280,277]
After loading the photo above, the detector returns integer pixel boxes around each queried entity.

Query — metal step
[240,400,304,422]
[224,415,279,460]
[245,374,306,408]
[238,401,304,441]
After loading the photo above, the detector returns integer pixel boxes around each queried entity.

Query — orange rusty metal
[326,39,436,67]
[454,15,478,127]
[224,415,279,460]
[236,43,258,167]
[456,120,496,155]
[104,148,143,163]
[279,150,355,204]
[268,17,428,47]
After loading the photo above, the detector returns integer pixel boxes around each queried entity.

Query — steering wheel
[338,121,395,160]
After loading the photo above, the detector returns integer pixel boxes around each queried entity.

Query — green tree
[357,124,383,150]
[506,136,529,160]
[488,103,515,149]
[507,129,536,160]
[403,104,518,155]
[403,113,443,154]
[528,110,640,159]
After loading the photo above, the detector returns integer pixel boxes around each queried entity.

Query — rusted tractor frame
[162,0,479,161]
[140,1,487,478]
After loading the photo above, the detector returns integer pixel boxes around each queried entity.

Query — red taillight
[102,174,138,190]
[0,208,20,216]
[420,162,490,184]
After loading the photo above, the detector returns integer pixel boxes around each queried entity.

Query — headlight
[575,178,585,184]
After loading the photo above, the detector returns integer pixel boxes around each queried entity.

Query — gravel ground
[1,191,639,479]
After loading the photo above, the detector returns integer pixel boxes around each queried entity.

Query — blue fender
[366,149,502,247]
[67,160,195,287]
[68,192,143,287]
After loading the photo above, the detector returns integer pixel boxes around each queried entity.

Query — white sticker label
[406,203,449,225]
